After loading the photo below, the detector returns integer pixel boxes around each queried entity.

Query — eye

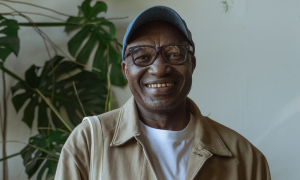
[166,52,184,60]
[170,53,181,57]
[134,55,150,62]
[137,56,148,60]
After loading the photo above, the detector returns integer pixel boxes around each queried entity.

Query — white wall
[1,0,300,179]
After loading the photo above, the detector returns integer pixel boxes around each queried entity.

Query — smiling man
[55,6,271,180]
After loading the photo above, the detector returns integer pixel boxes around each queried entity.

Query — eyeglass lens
[132,45,187,66]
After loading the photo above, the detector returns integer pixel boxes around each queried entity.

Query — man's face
[122,21,196,112]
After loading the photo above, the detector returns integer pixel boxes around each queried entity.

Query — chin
[141,96,186,112]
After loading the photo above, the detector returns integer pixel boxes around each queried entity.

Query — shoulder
[204,117,271,179]
[64,119,92,151]
[60,108,122,163]
[96,108,122,138]
[58,119,92,179]
[204,117,266,159]
[66,107,122,145]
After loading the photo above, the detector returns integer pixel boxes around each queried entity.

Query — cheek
[178,64,194,91]
[177,63,193,80]
[126,66,148,90]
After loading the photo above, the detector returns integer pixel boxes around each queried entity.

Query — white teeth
[147,83,174,88]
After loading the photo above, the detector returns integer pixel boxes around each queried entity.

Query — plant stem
[17,16,129,27]
[1,11,67,22]
[0,66,24,83]
[72,81,86,117]
[37,127,70,134]
[105,46,112,112]
[0,152,20,162]
[1,140,59,159]
[1,69,8,180]
[0,66,35,91]
[0,0,73,17]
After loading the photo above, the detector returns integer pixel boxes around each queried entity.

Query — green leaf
[81,0,107,19]
[77,5,83,17]
[12,91,33,112]
[68,26,90,57]
[22,97,38,128]
[93,42,108,79]
[110,63,127,86]
[37,163,48,180]
[39,56,63,83]
[25,65,40,88]
[88,1,107,19]
[99,20,116,38]
[20,131,68,179]
[76,32,98,64]
[11,81,25,94]
[37,102,50,137]
[65,1,127,88]
[0,49,10,64]
[11,56,107,129]
[81,0,92,18]
[0,15,20,62]
[64,17,85,32]
[108,44,122,65]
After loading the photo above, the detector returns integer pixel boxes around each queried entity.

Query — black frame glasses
[127,44,194,67]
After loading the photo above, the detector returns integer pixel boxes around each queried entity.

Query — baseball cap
[122,5,195,60]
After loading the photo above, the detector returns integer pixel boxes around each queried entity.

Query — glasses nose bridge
[153,46,165,63]
[155,46,163,53]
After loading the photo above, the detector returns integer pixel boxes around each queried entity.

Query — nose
[148,53,171,77]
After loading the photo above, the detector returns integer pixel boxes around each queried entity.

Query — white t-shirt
[139,114,195,180]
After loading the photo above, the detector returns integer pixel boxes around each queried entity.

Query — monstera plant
[0,0,126,179]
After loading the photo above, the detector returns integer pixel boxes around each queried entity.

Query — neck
[136,99,190,131]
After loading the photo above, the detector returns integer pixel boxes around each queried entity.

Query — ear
[191,56,196,73]
[121,60,128,79]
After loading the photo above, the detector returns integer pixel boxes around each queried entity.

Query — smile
[146,83,175,88]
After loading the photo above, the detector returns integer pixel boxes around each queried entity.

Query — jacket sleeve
[242,144,272,180]
[54,120,92,180]
[255,153,271,180]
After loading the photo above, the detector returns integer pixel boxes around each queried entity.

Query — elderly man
[55,6,271,180]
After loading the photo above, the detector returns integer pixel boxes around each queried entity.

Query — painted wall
[1,0,299,179]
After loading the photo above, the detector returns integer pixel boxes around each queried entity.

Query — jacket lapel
[187,97,232,156]
[110,96,141,147]
[185,144,213,180]
[185,98,232,179]
[110,96,158,179]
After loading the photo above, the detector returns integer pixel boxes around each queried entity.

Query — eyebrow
[124,50,131,59]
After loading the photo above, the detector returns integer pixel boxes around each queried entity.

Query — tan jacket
[55,97,271,180]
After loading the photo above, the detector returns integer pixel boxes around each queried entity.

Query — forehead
[127,21,188,47]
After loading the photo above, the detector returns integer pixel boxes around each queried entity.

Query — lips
[146,83,175,88]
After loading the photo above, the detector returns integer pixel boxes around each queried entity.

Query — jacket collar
[186,98,232,157]
[110,96,141,146]
[110,96,232,157]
